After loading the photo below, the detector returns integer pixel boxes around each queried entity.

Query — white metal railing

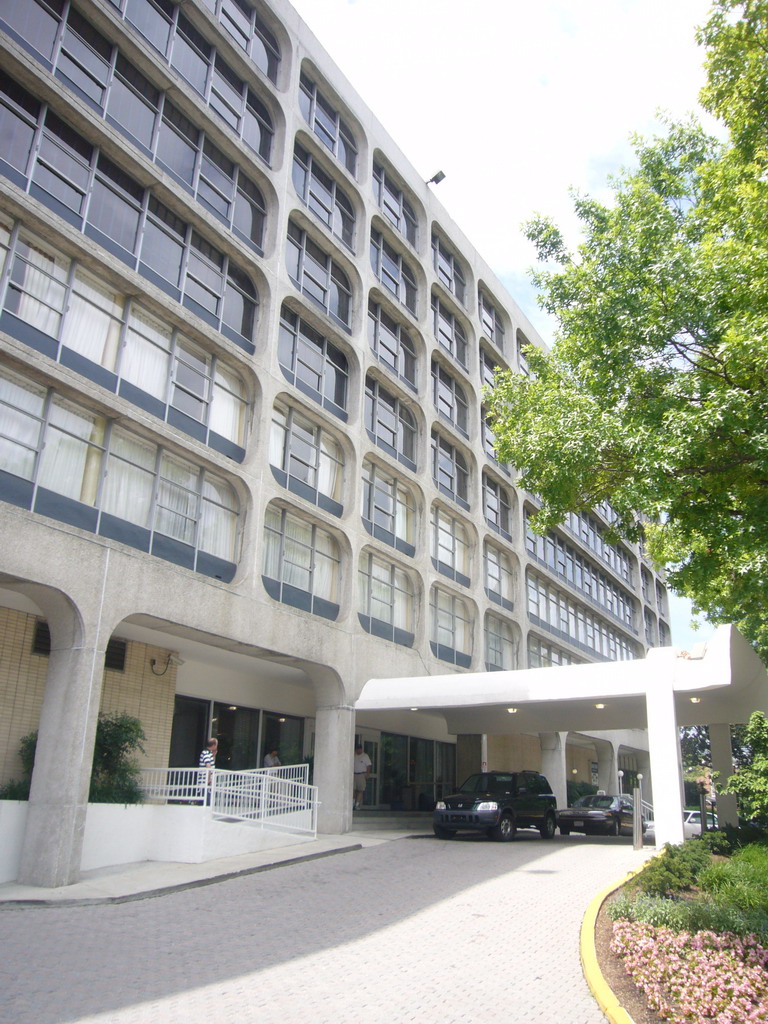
[139,764,318,836]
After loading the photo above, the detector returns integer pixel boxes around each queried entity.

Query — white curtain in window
[61,270,124,368]
[121,306,172,400]
[0,373,46,479]
[313,527,338,601]
[318,435,341,500]
[156,453,198,544]
[263,508,282,578]
[103,430,155,526]
[200,475,238,559]
[283,514,313,591]
[11,238,70,337]
[38,400,104,504]
[210,364,246,443]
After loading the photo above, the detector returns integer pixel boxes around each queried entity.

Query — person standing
[353,743,372,810]
[199,737,218,804]
[263,748,281,768]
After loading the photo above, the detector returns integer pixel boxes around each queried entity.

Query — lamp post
[618,769,624,794]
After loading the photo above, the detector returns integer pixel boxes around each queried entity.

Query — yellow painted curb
[581,867,646,1024]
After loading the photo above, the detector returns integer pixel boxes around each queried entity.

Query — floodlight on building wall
[426,170,446,185]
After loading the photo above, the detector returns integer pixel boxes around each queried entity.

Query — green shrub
[0,712,146,804]
[699,843,768,913]
[607,890,768,943]
[629,840,712,897]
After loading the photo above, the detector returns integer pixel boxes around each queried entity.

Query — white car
[683,809,718,837]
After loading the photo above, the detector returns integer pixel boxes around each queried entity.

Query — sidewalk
[0,825,419,907]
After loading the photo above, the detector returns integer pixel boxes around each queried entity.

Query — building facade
[0,0,669,885]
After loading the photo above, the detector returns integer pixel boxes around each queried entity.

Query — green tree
[486,0,768,660]
[720,711,768,820]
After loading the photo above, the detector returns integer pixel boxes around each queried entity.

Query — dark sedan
[557,794,642,836]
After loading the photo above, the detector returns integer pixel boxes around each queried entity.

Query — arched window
[277,305,349,419]
[373,162,416,245]
[358,550,415,645]
[431,504,470,586]
[432,295,467,368]
[479,290,505,351]
[262,504,340,619]
[370,230,417,314]
[270,400,344,515]
[365,376,416,469]
[432,431,469,508]
[482,472,511,538]
[293,143,355,249]
[286,221,351,328]
[484,541,514,611]
[432,234,466,305]
[299,71,357,175]
[361,459,416,556]
[430,585,472,667]
[485,614,516,671]
[432,360,468,436]
[367,300,417,388]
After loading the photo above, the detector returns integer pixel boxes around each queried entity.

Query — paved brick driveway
[0,833,651,1024]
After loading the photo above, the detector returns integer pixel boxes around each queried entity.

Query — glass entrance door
[355,728,380,808]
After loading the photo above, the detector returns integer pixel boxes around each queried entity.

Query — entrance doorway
[169,695,209,767]
[355,728,380,808]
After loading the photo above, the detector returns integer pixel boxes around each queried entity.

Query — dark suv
[433,770,557,841]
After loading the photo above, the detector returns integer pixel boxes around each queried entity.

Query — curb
[580,868,645,1024]
[0,842,364,910]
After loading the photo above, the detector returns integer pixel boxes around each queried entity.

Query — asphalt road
[0,831,651,1024]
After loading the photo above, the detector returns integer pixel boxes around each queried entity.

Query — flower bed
[610,920,768,1022]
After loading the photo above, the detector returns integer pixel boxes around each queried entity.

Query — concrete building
[0,0,671,886]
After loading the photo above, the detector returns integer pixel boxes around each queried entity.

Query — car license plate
[574,820,584,827]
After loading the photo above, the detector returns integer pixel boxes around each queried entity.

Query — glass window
[263,505,340,608]
[121,304,173,400]
[170,14,212,95]
[0,367,47,481]
[156,102,199,184]
[432,295,467,368]
[480,291,505,351]
[56,9,112,108]
[365,377,416,467]
[5,232,71,338]
[0,0,65,62]
[432,235,466,305]
[358,550,414,634]
[361,459,415,549]
[106,56,160,148]
[124,0,175,55]
[222,263,257,343]
[370,230,417,314]
[431,431,468,506]
[299,72,357,175]
[219,0,280,83]
[0,72,40,178]
[233,173,265,249]
[61,268,124,368]
[242,89,273,164]
[88,155,144,253]
[270,401,344,505]
[286,221,351,327]
[432,360,468,435]
[486,614,516,671]
[430,585,472,660]
[431,505,470,581]
[278,305,348,416]
[483,472,511,537]
[142,196,186,286]
[292,143,354,248]
[373,162,416,245]
[484,541,514,607]
[33,110,93,218]
[367,300,416,388]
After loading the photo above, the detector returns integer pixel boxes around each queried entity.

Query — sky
[288,0,718,650]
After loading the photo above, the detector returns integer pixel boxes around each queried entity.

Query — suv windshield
[458,773,515,795]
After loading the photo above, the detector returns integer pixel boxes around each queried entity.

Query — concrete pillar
[539,731,568,809]
[456,735,483,784]
[645,665,685,846]
[18,613,104,887]
[709,722,739,827]
[593,737,620,794]
[313,702,356,834]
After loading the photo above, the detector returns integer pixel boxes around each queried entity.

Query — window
[358,551,414,645]
[484,541,514,610]
[278,305,348,418]
[269,401,344,514]
[527,634,583,668]
[292,143,355,248]
[480,348,501,390]
[373,162,416,245]
[55,8,112,108]
[361,459,416,555]
[485,614,516,671]
[299,72,357,175]
[432,431,468,508]
[432,235,466,305]
[106,56,160,149]
[32,109,93,220]
[217,0,280,82]
[170,14,211,95]
[370,230,417,314]
[365,377,416,469]
[0,71,40,181]
[367,300,417,389]
[0,365,239,577]
[432,360,468,435]
[286,221,351,328]
[430,585,472,667]
[479,291,505,351]
[483,472,511,538]
[0,0,65,63]
[517,328,532,375]
[432,295,467,367]
[431,505,470,585]
[262,505,340,619]
[655,581,667,616]
[124,0,174,55]
[481,406,504,465]
[644,609,656,647]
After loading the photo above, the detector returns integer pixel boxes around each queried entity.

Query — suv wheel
[539,811,556,839]
[489,811,516,842]
[433,825,455,839]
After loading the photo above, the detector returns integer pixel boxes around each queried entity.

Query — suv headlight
[476,801,498,811]
[435,801,446,810]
